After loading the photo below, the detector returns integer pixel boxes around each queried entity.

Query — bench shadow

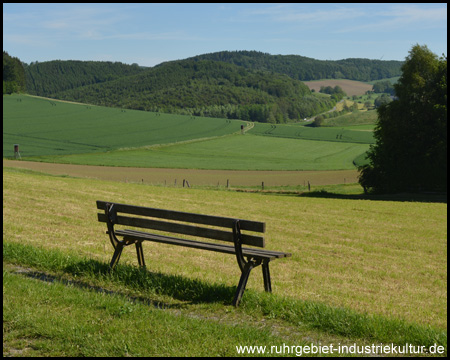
[15,258,236,306]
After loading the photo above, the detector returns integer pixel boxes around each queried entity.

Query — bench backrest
[96,200,266,248]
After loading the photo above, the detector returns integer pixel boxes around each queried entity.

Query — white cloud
[244,4,366,23]
[337,4,447,33]
[379,4,447,23]
[274,7,365,23]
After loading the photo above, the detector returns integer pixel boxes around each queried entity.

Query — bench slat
[117,229,290,260]
[98,213,265,248]
[97,200,265,233]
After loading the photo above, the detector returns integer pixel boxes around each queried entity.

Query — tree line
[24,60,146,96]
[3,51,26,94]
[187,50,404,82]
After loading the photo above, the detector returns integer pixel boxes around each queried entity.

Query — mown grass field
[3,167,447,356]
[303,79,373,97]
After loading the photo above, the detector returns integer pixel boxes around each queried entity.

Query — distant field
[3,94,370,172]
[28,134,370,171]
[303,79,373,96]
[250,122,374,144]
[3,94,244,158]
[321,111,378,128]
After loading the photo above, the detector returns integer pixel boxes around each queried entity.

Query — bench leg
[232,261,256,307]
[262,260,272,293]
[135,241,146,268]
[110,243,124,269]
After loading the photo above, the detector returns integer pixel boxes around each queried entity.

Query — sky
[3,3,447,67]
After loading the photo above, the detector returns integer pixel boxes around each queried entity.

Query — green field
[29,135,369,171]
[250,122,374,144]
[3,94,245,157]
[3,167,447,356]
[3,94,371,171]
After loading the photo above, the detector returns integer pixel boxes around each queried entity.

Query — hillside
[187,50,403,81]
[19,51,404,123]
[25,60,146,96]
[2,94,244,157]
[36,60,336,123]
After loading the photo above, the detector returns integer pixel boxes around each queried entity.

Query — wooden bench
[96,200,291,306]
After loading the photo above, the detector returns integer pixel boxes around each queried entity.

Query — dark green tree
[3,51,26,94]
[359,45,447,193]
[374,94,392,108]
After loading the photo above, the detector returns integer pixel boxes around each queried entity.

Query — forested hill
[25,60,146,96]
[186,51,403,81]
[17,50,404,123]
[45,59,336,123]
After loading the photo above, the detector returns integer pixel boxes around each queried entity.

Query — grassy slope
[3,94,245,157]
[4,269,289,357]
[3,167,446,328]
[3,168,447,356]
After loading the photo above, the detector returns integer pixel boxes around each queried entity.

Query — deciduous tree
[358,45,447,193]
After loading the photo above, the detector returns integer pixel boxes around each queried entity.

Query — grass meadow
[3,94,245,158]
[3,167,447,356]
[30,134,370,171]
[3,94,371,171]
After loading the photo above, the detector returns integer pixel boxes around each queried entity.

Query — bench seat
[115,229,290,260]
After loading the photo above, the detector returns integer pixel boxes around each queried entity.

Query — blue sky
[3,3,447,67]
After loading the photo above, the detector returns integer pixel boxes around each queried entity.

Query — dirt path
[3,159,359,187]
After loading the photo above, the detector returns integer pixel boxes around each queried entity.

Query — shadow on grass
[3,241,238,306]
[65,258,237,306]
[11,258,237,307]
[298,190,447,203]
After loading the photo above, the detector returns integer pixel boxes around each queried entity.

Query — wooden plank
[117,230,289,259]
[98,213,265,248]
[96,200,265,233]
